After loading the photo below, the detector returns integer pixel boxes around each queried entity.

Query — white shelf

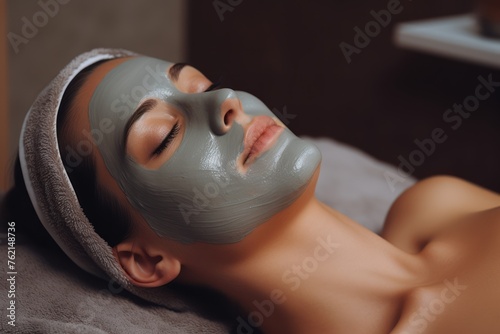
[394,14,500,69]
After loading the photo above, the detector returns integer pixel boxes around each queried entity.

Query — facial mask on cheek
[89,57,321,244]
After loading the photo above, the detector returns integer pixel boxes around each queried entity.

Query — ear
[113,240,181,288]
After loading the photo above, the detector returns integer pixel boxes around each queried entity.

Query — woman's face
[86,56,321,244]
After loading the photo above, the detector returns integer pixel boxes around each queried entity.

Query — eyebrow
[168,63,188,82]
[123,99,158,147]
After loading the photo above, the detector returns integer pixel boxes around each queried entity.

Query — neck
[180,183,430,333]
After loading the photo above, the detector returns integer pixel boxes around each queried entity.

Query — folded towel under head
[19,48,195,311]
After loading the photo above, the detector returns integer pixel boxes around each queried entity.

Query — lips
[241,115,284,166]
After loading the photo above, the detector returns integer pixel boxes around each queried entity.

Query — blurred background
[1,0,499,193]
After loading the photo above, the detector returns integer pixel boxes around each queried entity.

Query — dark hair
[2,60,132,248]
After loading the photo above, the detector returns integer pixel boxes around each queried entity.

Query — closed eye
[153,123,180,156]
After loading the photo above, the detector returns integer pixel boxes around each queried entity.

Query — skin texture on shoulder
[382,175,500,253]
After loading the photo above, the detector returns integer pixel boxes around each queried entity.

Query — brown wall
[189,0,500,192]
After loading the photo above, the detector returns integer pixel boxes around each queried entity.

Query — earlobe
[113,240,181,288]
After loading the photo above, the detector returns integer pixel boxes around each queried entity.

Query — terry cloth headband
[18,48,191,310]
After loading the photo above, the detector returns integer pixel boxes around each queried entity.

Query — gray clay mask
[89,57,321,244]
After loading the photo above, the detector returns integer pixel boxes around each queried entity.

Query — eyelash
[204,79,223,92]
[153,123,180,156]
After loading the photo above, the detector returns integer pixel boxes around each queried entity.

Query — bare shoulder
[381,175,500,253]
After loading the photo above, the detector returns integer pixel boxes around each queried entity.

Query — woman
[4,49,500,334]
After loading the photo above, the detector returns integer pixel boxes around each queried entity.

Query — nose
[209,89,246,135]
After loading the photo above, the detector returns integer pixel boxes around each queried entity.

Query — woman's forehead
[93,56,175,91]
[88,57,176,126]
